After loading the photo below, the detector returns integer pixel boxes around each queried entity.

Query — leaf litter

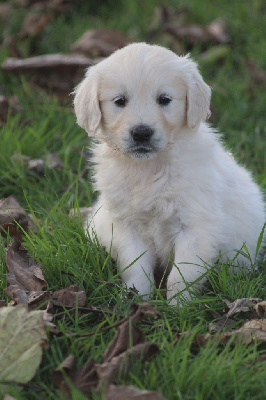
[53,303,160,397]
[0,305,48,388]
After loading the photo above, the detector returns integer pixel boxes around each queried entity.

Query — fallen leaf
[28,158,45,174]
[71,28,129,57]
[1,54,97,96]
[12,151,63,174]
[0,305,47,387]
[176,319,266,348]
[30,0,70,13]
[5,240,47,304]
[96,343,159,386]
[53,355,98,398]
[20,12,53,38]
[43,152,63,169]
[223,298,262,317]
[54,303,160,396]
[3,395,17,400]
[254,301,266,317]
[0,95,9,124]
[103,303,160,361]
[105,384,167,400]
[52,285,86,307]
[245,59,266,84]
[0,3,12,18]
[231,319,266,344]
[0,196,29,238]
[0,94,22,124]
[165,18,229,46]
[206,19,229,43]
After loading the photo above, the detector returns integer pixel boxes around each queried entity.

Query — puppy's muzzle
[130,124,154,144]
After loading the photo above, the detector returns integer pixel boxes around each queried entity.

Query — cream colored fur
[74,42,265,303]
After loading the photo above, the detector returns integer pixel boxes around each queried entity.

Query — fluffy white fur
[74,42,265,303]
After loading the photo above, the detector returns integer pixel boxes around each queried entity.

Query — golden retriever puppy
[74,42,265,303]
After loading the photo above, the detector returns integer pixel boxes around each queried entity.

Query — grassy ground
[0,1,266,399]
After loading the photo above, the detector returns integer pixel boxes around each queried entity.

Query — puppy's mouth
[127,146,157,159]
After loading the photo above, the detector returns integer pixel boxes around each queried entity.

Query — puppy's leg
[167,230,215,304]
[85,205,155,298]
[113,232,155,298]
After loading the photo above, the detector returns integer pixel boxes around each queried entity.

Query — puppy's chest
[106,169,180,222]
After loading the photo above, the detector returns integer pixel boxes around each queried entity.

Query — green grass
[0,1,266,399]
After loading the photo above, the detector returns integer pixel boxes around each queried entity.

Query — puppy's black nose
[130,125,154,143]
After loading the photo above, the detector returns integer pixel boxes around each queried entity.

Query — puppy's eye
[113,95,127,107]
[157,94,172,106]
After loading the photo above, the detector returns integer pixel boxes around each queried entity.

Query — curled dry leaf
[71,28,129,57]
[0,3,12,18]
[165,18,229,46]
[0,305,47,388]
[223,298,262,317]
[43,152,63,169]
[20,12,53,38]
[12,151,63,174]
[245,59,266,84]
[176,319,266,348]
[254,301,266,317]
[53,355,98,398]
[5,240,47,304]
[103,303,160,361]
[0,95,21,125]
[28,158,45,174]
[105,384,167,400]
[0,196,29,239]
[1,54,97,95]
[54,303,160,396]
[233,319,266,344]
[96,342,159,386]
[52,285,86,307]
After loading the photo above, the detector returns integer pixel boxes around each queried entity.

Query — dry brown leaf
[1,54,97,96]
[103,320,145,362]
[165,18,229,45]
[229,319,266,344]
[0,95,9,124]
[0,196,29,238]
[12,151,63,174]
[0,3,12,18]
[3,395,17,400]
[176,319,266,348]
[205,19,229,43]
[245,59,266,84]
[105,384,167,400]
[223,298,262,317]
[43,152,63,169]
[28,158,45,174]
[254,301,266,317]
[103,303,160,361]
[30,0,70,13]
[53,355,98,397]
[52,285,86,307]
[96,343,159,386]
[5,240,47,304]
[54,303,160,396]
[20,12,53,38]
[71,28,129,57]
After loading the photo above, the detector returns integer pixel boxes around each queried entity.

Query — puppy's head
[74,42,211,159]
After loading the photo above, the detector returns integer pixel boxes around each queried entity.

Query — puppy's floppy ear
[73,66,101,136]
[185,57,211,131]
